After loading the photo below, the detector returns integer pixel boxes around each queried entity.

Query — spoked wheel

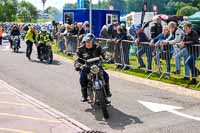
[47,49,53,64]
[96,90,109,119]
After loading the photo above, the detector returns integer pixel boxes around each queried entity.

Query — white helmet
[41,26,47,32]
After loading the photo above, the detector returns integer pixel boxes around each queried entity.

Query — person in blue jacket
[150,26,173,75]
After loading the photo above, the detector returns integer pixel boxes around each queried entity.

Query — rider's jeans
[175,47,190,77]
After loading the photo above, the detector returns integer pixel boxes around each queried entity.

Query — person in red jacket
[0,25,4,45]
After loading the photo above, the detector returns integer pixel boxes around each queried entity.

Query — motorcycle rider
[10,25,21,48]
[37,26,53,59]
[75,33,112,102]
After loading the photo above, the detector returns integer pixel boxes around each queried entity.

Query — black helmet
[82,33,95,43]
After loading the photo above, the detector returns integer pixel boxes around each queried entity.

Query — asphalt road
[0,40,200,133]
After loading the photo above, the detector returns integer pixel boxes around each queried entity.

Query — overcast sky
[19,0,101,10]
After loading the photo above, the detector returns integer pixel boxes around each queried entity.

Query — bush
[177,6,199,16]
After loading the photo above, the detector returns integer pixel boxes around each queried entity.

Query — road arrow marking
[138,100,200,121]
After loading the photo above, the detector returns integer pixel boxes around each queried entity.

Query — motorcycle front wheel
[96,89,109,119]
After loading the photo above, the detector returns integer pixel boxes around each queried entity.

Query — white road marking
[138,100,200,121]
[0,112,61,123]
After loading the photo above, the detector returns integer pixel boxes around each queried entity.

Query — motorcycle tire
[47,50,53,64]
[96,89,109,119]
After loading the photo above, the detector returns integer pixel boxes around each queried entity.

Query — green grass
[37,18,52,23]
[103,63,200,91]
[51,42,74,60]
[52,42,200,91]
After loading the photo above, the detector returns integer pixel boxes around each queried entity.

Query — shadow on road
[31,59,62,65]
[85,105,143,130]
[13,51,25,54]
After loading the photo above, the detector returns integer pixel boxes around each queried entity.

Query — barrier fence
[56,35,200,88]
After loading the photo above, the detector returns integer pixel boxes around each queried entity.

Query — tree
[45,7,62,21]
[0,0,18,22]
[63,3,77,9]
[17,1,38,22]
[165,1,188,15]
[107,0,127,15]
[98,0,109,9]
[177,6,199,16]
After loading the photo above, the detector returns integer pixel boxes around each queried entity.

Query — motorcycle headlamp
[90,65,99,74]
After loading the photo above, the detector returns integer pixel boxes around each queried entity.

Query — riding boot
[81,87,88,102]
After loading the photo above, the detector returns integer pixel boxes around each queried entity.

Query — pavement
[0,40,200,133]
[0,76,84,133]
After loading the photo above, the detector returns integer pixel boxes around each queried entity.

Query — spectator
[150,16,162,39]
[181,22,200,84]
[66,24,78,54]
[0,25,3,45]
[129,24,136,39]
[135,24,152,73]
[150,26,171,74]
[99,25,109,38]
[56,24,66,52]
[162,21,189,78]
[83,21,90,34]
[114,25,130,70]
[107,22,118,39]
[77,22,85,43]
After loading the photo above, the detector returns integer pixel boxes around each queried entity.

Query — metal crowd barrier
[96,38,200,88]
[55,35,200,88]
[55,34,80,55]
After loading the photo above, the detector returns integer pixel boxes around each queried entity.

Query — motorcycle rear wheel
[47,49,53,64]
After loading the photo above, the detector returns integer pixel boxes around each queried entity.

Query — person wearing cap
[135,24,152,73]
[75,33,112,102]
[24,26,37,60]
[37,26,53,59]
[180,22,200,84]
